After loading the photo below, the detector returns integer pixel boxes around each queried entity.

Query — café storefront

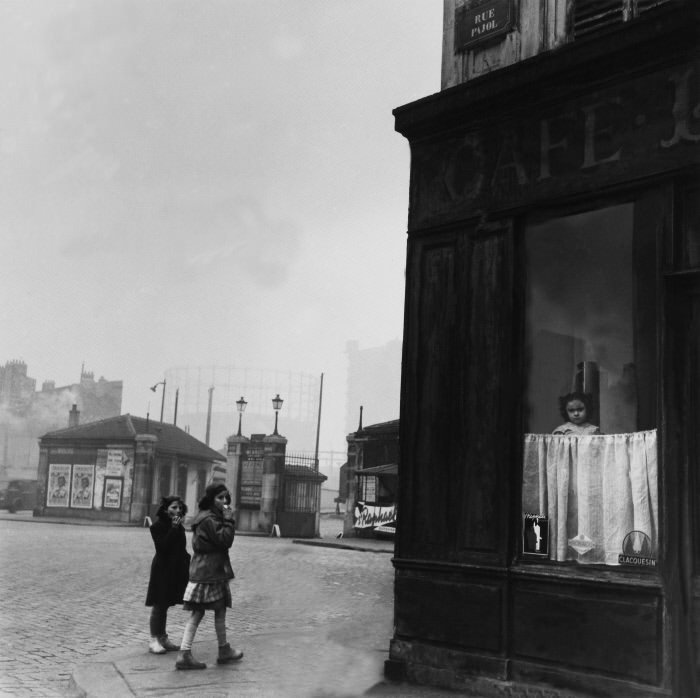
[387,2,699,696]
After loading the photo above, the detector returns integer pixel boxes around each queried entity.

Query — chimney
[69,404,80,428]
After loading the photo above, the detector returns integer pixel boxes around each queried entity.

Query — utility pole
[314,373,324,471]
[314,373,324,537]
[205,385,214,445]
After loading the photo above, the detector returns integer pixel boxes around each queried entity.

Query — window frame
[514,185,667,576]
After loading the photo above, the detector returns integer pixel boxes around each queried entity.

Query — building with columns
[36,409,225,524]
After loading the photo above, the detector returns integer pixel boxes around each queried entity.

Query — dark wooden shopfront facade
[387,2,699,697]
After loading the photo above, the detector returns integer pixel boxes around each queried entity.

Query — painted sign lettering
[410,62,700,228]
[354,502,397,529]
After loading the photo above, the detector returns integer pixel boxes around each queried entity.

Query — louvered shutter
[635,0,673,14]
[574,0,626,37]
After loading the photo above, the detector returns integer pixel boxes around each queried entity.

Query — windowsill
[511,558,662,589]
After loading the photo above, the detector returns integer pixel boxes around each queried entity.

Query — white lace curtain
[522,430,658,564]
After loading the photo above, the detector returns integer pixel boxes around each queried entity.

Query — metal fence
[284,452,321,512]
[285,451,317,469]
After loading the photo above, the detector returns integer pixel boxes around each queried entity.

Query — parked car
[0,479,38,513]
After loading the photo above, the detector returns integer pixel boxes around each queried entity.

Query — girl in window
[553,392,601,435]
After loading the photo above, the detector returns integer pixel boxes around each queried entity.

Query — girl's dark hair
[198,482,231,510]
[156,495,188,520]
[558,392,593,422]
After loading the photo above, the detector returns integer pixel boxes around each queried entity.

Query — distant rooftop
[41,414,225,462]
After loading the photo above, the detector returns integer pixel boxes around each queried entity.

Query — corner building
[387,1,699,696]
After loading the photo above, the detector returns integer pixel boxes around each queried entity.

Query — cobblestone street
[0,518,394,697]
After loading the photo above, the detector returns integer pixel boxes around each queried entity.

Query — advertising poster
[106,449,125,477]
[240,446,264,507]
[71,464,95,509]
[103,477,123,509]
[46,464,72,507]
[353,502,397,529]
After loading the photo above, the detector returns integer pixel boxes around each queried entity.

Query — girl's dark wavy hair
[155,495,188,521]
[558,391,594,422]
[198,483,231,511]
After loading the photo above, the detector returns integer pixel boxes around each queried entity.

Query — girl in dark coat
[175,483,242,670]
[145,495,191,654]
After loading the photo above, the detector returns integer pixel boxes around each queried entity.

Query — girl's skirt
[182,580,232,610]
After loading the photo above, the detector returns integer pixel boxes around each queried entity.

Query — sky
[0,1,443,455]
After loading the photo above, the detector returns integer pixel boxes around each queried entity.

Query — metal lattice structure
[162,366,321,451]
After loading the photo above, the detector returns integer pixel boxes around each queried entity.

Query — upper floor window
[575,0,674,37]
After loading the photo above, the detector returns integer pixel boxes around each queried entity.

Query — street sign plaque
[455,0,514,52]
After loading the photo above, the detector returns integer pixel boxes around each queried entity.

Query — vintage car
[0,479,38,513]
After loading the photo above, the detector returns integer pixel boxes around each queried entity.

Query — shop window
[521,203,658,566]
[359,475,378,504]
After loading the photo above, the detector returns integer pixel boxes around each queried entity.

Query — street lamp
[150,380,166,423]
[272,394,283,435]
[236,396,247,436]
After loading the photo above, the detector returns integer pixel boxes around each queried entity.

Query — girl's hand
[222,506,234,521]
[172,516,182,527]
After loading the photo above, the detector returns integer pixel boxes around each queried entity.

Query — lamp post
[236,396,247,436]
[150,380,166,423]
[272,394,283,436]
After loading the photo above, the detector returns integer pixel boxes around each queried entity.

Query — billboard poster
[46,463,71,507]
[240,445,264,507]
[106,449,126,476]
[71,464,95,509]
[353,502,397,529]
[103,477,123,509]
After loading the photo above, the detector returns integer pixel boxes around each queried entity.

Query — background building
[344,339,401,435]
[37,408,224,524]
[0,361,122,482]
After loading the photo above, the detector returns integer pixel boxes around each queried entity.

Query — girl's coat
[188,508,235,583]
[146,517,191,607]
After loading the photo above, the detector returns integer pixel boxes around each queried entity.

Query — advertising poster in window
[71,464,95,509]
[103,477,123,509]
[46,463,71,507]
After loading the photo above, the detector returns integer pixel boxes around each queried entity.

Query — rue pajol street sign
[455,0,514,51]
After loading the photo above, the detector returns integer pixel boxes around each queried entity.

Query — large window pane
[521,204,658,566]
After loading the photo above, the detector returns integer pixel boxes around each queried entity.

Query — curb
[292,538,394,554]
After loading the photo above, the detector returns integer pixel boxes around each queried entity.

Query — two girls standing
[145,484,242,669]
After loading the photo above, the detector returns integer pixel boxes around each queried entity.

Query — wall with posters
[44,446,134,519]
[37,413,227,524]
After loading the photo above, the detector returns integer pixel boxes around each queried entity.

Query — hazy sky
[0,2,442,453]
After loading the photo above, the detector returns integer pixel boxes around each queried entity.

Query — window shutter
[574,0,626,37]
[635,0,673,14]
